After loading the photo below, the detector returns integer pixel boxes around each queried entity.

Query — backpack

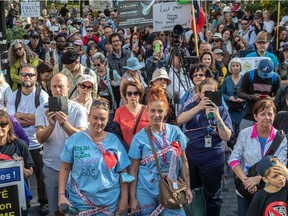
[15,84,41,112]
[86,58,91,69]
[248,69,278,84]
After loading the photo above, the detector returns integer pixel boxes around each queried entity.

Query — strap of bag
[145,126,162,175]
[69,86,77,99]
[109,68,113,81]
[133,106,145,135]
[264,130,285,156]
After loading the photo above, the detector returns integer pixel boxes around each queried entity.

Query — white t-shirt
[0,82,12,110]
[6,87,49,150]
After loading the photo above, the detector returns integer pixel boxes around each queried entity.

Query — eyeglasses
[127,91,141,97]
[241,23,248,25]
[20,72,36,78]
[0,123,9,128]
[112,39,120,43]
[92,99,110,110]
[14,47,23,52]
[43,42,50,44]
[79,84,93,90]
[192,73,205,78]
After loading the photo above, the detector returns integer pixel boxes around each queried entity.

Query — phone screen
[204,91,222,106]
[155,43,161,53]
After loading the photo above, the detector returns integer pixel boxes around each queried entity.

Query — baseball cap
[257,156,278,177]
[73,40,84,46]
[61,49,80,64]
[258,58,274,79]
[213,49,224,55]
[77,74,95,85]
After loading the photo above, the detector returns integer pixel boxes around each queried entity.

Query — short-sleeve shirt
[60,131,130,211]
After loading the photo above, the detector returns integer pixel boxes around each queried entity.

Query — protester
[58,98,130,215]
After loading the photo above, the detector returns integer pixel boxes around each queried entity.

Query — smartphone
[133,40,139,48]
[155,43,161,53]
[204,91,222,106]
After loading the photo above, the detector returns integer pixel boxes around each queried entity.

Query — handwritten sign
[118,1,153,28]
[153,2,192,32]
[0,161,26,215]
[20,2,40,18]
[240,57,270,72]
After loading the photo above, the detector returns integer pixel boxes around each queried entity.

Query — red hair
[130,32,144,56]
[146,86,169,111]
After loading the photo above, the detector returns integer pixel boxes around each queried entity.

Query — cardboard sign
[117,1,153,28]
[20,2,40,18]
[0,160,26,215]
[240,57,270,72]
[153,2,192,32]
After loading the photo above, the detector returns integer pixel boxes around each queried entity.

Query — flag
[191,0,205,34]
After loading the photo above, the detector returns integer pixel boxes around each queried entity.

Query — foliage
[243,0,288,20]
[6,27,28,43]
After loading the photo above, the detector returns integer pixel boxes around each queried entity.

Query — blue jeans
[237,195,250,216]
[189,164,224,216]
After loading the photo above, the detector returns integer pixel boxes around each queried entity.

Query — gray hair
[228,57,242,73]
[92,52,106,63]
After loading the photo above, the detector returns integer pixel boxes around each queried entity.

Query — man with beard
[45,34,66,74]
[6,64,49,215]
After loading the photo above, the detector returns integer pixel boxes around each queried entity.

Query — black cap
[61,49,80,64]
[30,31,39,37]
[283,44,288,52]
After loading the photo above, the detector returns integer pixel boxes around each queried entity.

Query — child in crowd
[246,156,288,216]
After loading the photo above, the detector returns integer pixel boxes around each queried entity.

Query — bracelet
[58,192,65,197]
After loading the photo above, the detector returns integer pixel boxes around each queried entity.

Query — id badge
[205,135,212,148]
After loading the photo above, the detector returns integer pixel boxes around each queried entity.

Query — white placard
[20,2,40,18]
[153,2,192,32]
[240,57,270,72]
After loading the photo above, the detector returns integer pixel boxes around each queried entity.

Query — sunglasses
[79,84,93,90]
[14,47,22,52]
[20,72,36,78]
[213,40,220,43]
[43,42,50,44]
[87,30,93,32]
[192,73,205,78]
[62,28,67,30]
[32,36,39,39]
[159,34,165,36]
[127,91,140,97]
[92,99,110,110]
[235,39,241,43]
[241,23,248,25]
[0,122,9,128]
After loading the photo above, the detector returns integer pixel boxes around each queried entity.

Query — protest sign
[153,2,192,32]
[0,160,25,216]
[20,2,40,18]
[118,1,153,28]
[240,57,270,72]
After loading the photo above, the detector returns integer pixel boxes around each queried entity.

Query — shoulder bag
[145,126,187,209]
[235,130,285,201]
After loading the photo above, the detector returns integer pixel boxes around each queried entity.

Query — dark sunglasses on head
[20,72,36,78]
[0,122,9,128]
[43,42,50,44]
[92,99,110,110]
[127,91,140,97]
[79,84,93,90]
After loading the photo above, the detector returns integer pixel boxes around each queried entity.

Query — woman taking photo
[199,51,220,82]
[129,87,192,215]
[8,40,39,91]
[177,78,232,216]
[113,81,149,151]
[228,99,287,216]
[232,35,254,57]
[58,98,131,215]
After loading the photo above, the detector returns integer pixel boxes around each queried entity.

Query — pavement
[28,165,238,216]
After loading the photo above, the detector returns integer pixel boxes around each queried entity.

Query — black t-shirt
[238,70,281,121]
[246,183,288,216]
[0,139,34,168]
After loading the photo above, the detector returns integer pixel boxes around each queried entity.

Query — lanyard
[150,125,167,165]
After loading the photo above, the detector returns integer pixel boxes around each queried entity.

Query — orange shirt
[113,105,149,145]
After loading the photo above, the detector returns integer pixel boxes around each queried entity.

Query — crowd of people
[1,0,288,216]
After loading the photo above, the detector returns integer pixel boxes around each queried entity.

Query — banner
[153,2,192,32]
[20,2,40,18]
[0,160,26,216]
[117,1,153,28]
[240,57,270,72]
